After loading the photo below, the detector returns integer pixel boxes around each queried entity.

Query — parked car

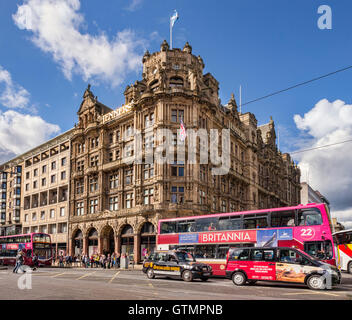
[225,246,341,290]
[142,250,212,282]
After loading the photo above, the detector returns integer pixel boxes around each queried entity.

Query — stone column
[114,235,121,254]
[83,237,88,255]
[133,233,141,263]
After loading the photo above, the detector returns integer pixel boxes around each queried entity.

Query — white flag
[170,10,179,28]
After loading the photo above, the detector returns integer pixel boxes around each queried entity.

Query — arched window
[74,229,83,239]
[141,222,155,234]
[121,224,133,236]
[88,228,98,238]
[169,76,183,88]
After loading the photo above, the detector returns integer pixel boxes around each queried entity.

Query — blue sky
[1,0,352,225]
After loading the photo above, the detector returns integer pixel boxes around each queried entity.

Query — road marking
[283,291,341,297]
[108,271,120,283]
[51,272,66,278]
[76,271,96,280]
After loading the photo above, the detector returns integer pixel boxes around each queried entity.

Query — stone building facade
[68,41,301,262]
[20,130,74,255]
[0,162,23,236]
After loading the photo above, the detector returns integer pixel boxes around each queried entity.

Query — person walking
[107,254,111,269]
[59,254,64,267]
[116,252,120,269]
[90,255,94,268]
[32,252,39,270]
[13,250,23,273]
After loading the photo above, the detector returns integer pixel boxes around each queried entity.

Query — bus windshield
[175,251,195,262]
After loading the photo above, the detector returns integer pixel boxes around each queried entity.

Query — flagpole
[170,20,173,49]
[239,85,242,114]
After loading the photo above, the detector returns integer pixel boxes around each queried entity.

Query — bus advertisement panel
[0,233,52,266]
[157,204,335,276]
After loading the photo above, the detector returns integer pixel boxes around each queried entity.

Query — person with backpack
[32,253,39,270]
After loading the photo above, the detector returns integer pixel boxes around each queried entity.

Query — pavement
[0,266,351,300]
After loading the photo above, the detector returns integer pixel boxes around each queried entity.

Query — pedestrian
[13,250,23,273]
[59,254,64,268]
[107,254,111,269]
[90,255,94,268]
[32,252,39,270]
[116,252,120,268]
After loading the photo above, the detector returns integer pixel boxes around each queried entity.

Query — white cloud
[13,0,144,86]
[294,99,352,226]
[0,66,30,109]
[0,110,60,158]
[126,0,144,12]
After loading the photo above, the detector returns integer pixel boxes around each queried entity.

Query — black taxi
[142,250,213,282]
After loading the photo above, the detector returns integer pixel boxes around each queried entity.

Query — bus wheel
[247,280,257,285]
[348,262,352,274]
[307,275,325,290]
[232,272,247,286]
[182,270,193,282]
[146,268,155,279]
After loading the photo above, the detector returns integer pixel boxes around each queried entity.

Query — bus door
[247,249,276,281]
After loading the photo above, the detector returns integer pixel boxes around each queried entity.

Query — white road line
[76,271,96,280]
[108,271,120,283]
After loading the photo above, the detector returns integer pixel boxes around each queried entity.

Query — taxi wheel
[182,270,193,282]
[200,276,209,281]
[307,275,325,290]
[232,272,247,286]
[146,268,155,279]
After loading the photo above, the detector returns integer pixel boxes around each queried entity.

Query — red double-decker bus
[0,233,52,267]
[157,203,336,276]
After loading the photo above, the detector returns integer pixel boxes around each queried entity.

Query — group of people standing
[81,253,121,269]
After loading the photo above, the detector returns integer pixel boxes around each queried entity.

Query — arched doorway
[88,228,98,256]
[120,224,134,257]
[101,225,115,255]
[73,229,83,256]
[140,222,156,259]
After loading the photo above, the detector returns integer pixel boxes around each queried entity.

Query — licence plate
[202,273,210,276]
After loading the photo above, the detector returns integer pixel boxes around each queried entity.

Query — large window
[109,196,119,211]
[89,199,98,214]
[171,109,184,122]
[109,173,119,189]
[143,163,154,179]
[143,188,154,205]
[171,186,184,204]
[89,176,98,192]
[125,193,133,209]
[76,179,84,194]
[271,210,295,227]
[76,202,84,216]
[297,209,323,226]
[125,168,133,185]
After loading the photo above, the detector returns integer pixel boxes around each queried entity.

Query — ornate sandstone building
[68,41,300,262]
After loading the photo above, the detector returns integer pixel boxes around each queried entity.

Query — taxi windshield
[175,251,195,262]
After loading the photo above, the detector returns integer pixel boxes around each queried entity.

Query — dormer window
[169,76,183,88]
[150,80,159,92]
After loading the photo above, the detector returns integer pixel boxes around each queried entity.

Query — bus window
[160,221,177,234]
[229,216,242,230]
[270,210,295,227]
[243,215,256,229]
[217,245,230,259]
[256,215,268,228]
[194,245,216,258]
[177,220,195,233]
[195,217,218,232]
[218,217,230,231]
[297,209,322,226]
